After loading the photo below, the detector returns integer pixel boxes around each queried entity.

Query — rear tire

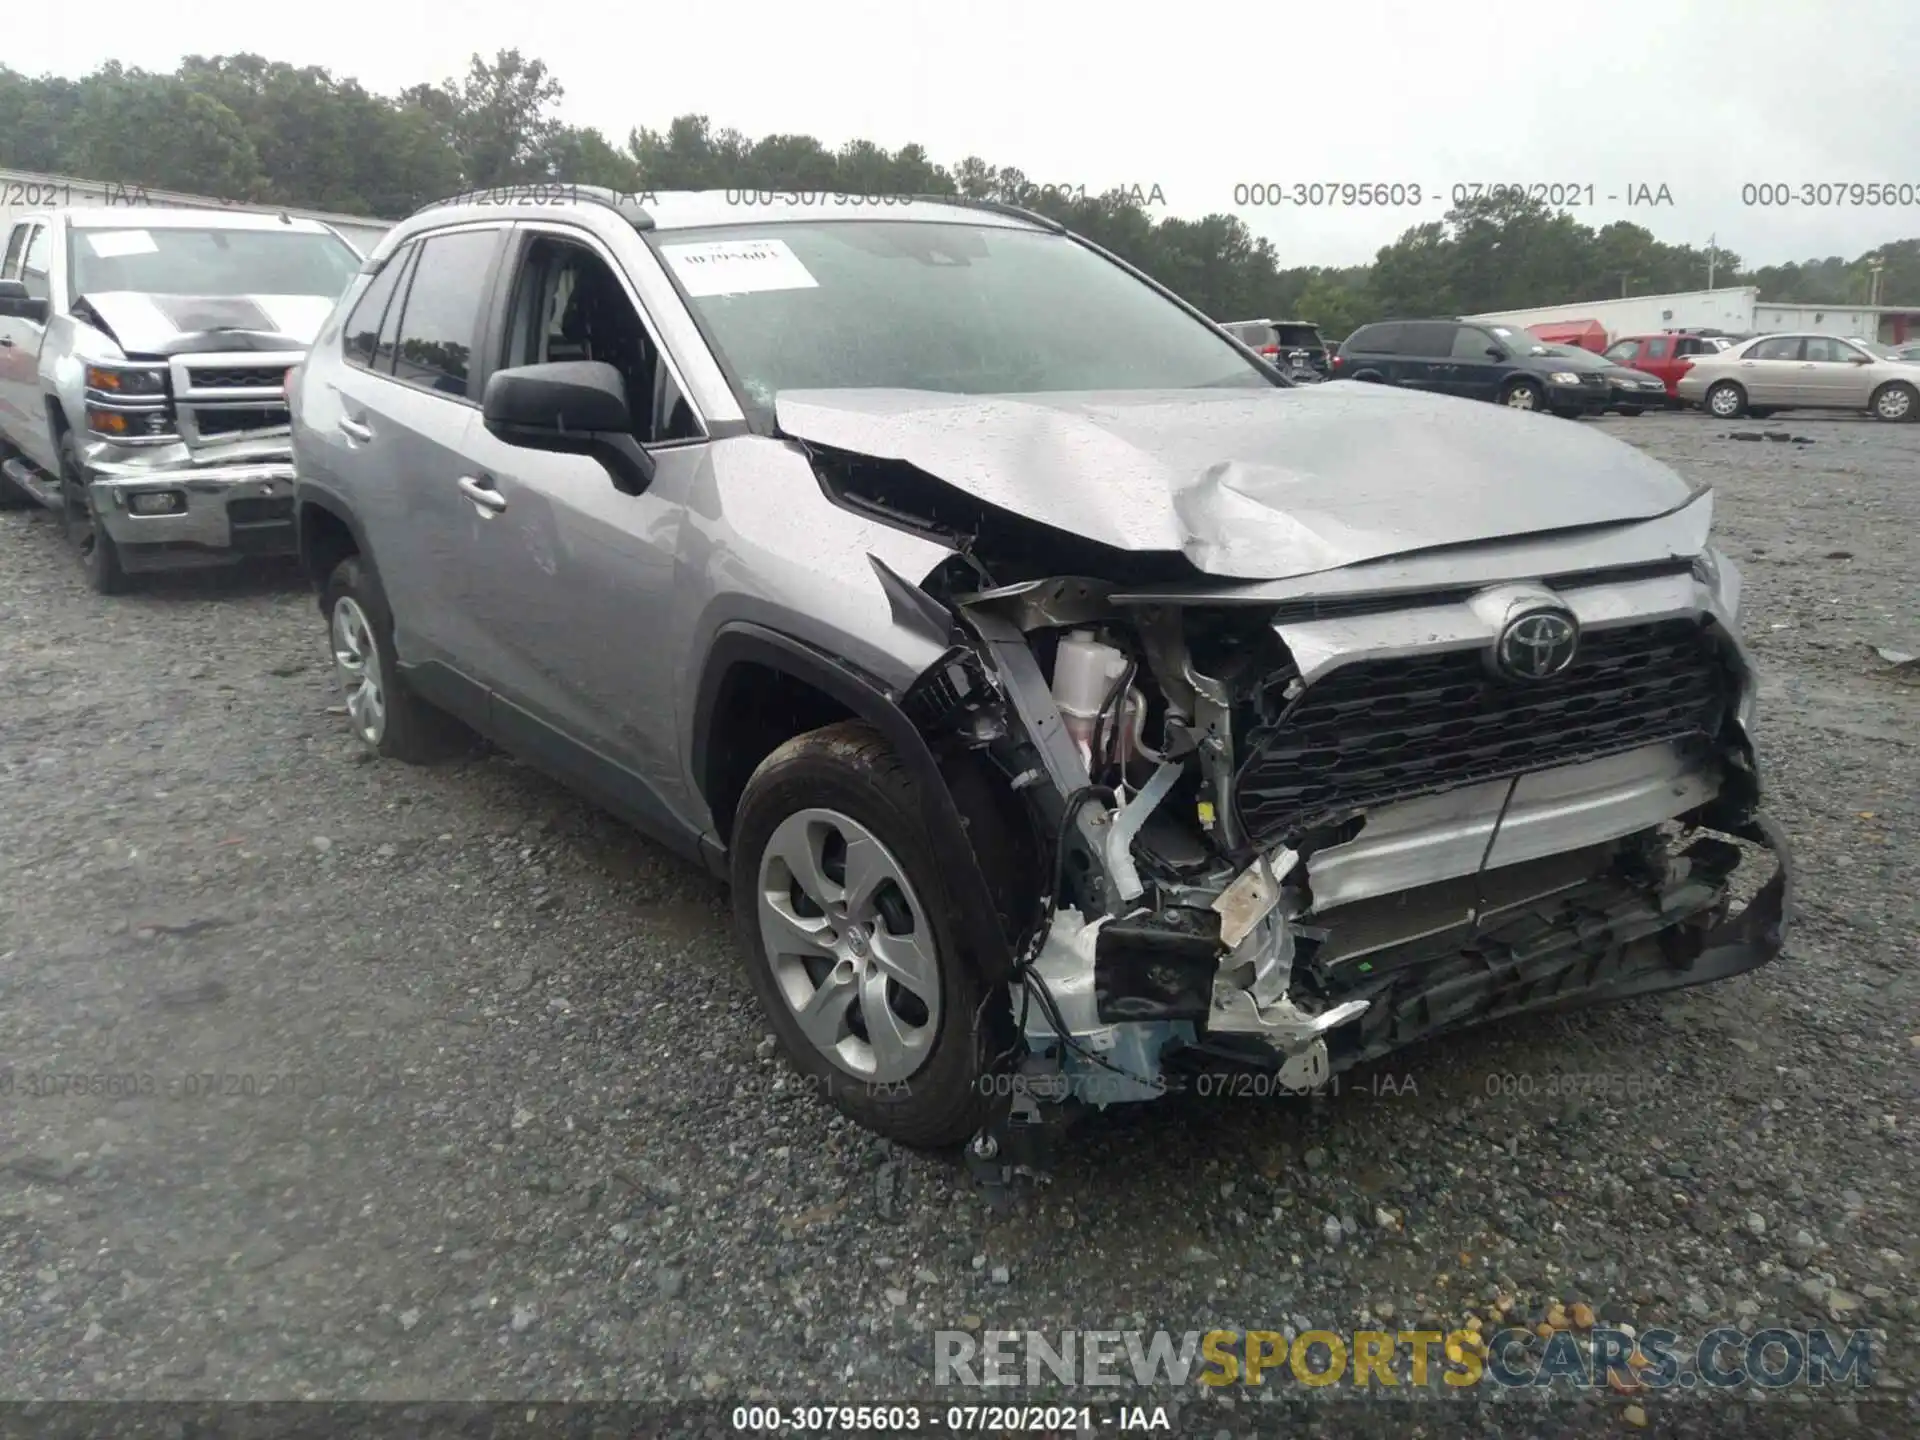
[1706,381,1747,419]
[1500,378,1544,411]
[730,720,1003,1149]
[60,431,131,595]
[321,554,469,763]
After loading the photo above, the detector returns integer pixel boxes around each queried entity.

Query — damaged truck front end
[849,452,1792,1165]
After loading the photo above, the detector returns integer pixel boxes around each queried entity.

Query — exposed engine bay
[834,436,1794,1168]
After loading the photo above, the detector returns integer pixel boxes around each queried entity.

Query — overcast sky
[13,0,1920,269]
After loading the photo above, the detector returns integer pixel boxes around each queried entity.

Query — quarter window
[1348,323,1402,353]
[386,229,501,398]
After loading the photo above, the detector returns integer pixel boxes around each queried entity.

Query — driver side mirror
[1486,346,1507,360]
[1847,354,1873,365]
[482,360,656,496]
[0,278,50,324]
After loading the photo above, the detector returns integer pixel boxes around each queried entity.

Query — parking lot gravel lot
[1,413,1914,1434]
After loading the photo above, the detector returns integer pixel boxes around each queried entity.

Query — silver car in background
[1677,331,1920,421]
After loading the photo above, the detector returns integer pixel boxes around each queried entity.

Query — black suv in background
[1223,318,1330,377]
[1332,319,1611,418]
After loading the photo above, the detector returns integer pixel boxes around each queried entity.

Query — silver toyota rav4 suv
[289,186,1791,1157]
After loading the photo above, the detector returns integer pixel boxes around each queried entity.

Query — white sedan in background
[1678,333,1920,421]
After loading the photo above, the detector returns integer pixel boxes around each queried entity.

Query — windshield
[652,221,1273,420]
[69,226,362,299]
[1486,325,1552,356]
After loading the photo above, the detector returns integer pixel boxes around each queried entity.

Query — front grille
[187,366,286,389]
[194,406,289,436]
[1233,619,1733,848]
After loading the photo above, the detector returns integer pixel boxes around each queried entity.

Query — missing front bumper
[1009,812,1791,1108]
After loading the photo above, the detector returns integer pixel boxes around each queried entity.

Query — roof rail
[896,193,1066,233]
[416,183,655,231]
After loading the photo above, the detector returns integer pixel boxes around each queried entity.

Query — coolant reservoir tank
[1052,630,1127,760]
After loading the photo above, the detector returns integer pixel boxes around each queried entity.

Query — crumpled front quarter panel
[671,434,958,793]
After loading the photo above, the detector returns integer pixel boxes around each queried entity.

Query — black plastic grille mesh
[1234,619,1732,849]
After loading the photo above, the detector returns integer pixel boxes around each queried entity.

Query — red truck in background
[1600,331,1737,402]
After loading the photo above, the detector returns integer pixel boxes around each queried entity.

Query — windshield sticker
[85,230,160,258]
[660,238,818,297]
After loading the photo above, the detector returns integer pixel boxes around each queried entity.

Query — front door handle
[0,337,13,347]
[457,475,507,514]
[338,416,373,443]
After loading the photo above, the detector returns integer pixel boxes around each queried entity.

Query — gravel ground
[0,413,1913,1436]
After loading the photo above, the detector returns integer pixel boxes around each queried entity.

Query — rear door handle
[457,475,507,514]
[338,416,373,443]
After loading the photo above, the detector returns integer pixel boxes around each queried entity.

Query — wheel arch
[295,486,376,604]
[693,623,1018,983]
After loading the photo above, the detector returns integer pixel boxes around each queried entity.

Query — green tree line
[4,51,1916,333]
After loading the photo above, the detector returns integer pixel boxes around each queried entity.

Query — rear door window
[1644,337,1671,359]
[384,228,502,398]
[1400,322,1456,357]
[1,223,27,278]
[343,243,415,371]
[19,224,51,302]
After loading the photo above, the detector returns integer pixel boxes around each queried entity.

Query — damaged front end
[870,497,1792,1169]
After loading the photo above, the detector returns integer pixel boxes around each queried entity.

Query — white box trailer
[1462,288,1761,343]
[0,167,392,256]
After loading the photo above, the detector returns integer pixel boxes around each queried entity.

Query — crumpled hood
[776,384,1699,580]
[76,292,334,358]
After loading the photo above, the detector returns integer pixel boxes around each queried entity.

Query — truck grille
[196,407,289,436]
[188,366,287,389]
[1233,619,1734,849]
[171,354,300,447]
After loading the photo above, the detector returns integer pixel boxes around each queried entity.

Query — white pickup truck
[0,207,362,591]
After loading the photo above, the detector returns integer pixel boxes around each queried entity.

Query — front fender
[691,622,1017,985]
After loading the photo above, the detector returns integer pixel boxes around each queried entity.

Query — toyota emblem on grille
[1495,608,1579,680]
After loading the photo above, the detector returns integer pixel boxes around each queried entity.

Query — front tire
[1871,382,1916,422]
[730,720,999,1148]
[322,554,468,763]
[60,431,130,595]
[1617,406,1644,417]
[1706,381,1747,419]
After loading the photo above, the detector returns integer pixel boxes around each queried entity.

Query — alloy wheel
[330,596,387,745]
[1505,386,1538,410]
[756,807,941,1083]
[1875,387,1913,421]
[1709,385,1742,417]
